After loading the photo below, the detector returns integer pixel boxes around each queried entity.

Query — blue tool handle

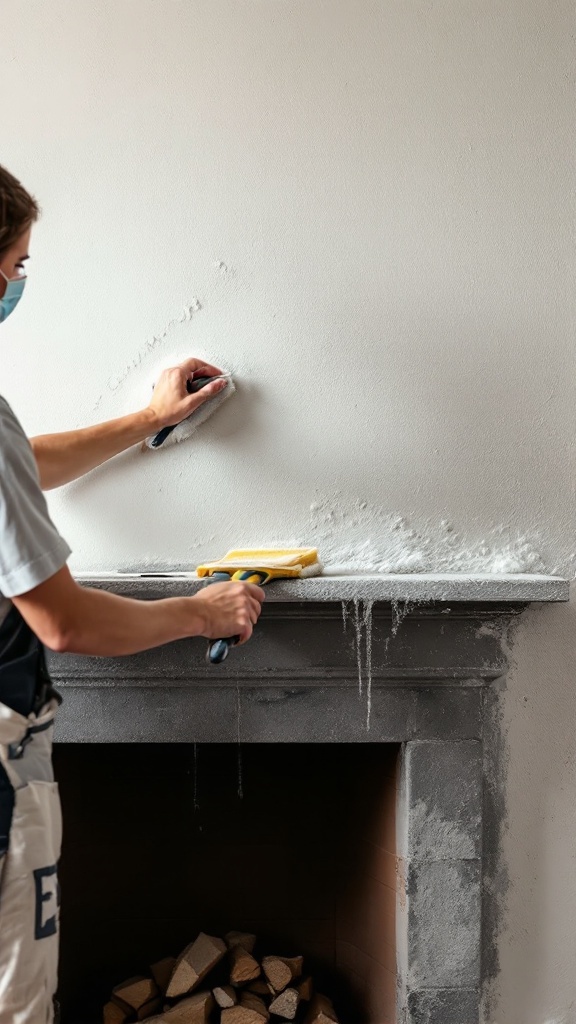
[206,570,270,666]
[207,635,240,664]
[150,377,214,448]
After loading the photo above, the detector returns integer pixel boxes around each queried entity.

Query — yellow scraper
[197,547,322,663]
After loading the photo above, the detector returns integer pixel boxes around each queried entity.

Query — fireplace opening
[53,742,400,1023]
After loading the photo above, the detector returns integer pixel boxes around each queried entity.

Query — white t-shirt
[0,396,71,626]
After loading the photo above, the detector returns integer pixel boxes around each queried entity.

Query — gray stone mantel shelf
[75,571,569,603]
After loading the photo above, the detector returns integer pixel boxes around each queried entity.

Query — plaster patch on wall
[408,860,480,987]
[308,497,547,575]
[106,299,203,393]
[409,798,478,861]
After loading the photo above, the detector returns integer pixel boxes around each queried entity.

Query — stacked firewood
[103,931,340,1024]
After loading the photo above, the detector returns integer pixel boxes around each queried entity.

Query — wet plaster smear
[2,1,576,1021]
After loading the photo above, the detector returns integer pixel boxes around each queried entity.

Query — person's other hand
[190,581,265,643]
[147,357,228,430]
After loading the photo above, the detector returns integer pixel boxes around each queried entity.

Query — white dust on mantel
[309,498,549,731]
[309,498,548,575]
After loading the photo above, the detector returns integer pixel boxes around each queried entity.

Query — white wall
[2,2,575,1020]
[494,594,576,1024]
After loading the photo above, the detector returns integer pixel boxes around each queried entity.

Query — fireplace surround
[49,573,569,1024]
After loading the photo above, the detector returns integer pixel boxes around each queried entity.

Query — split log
[262,956,303,993]
[150,957,177,994]
[110,996,134,1017]
[213,985,237,1009]
[240,994,270,1021]
[166,933,227,998]
[222,992,270,1024]
[103,1002,130,1024]
[146,991,214,1023]
[281,958,303,982]
[304,994,339,1024]
[221,1008,263,1024]
[225,931,257,954]
[112,976,159,1011]
[269,987,300,1019]
[229,943,261,984]
[246,978,273,997]
[136,997,163,1020]
[297,977,314,1002]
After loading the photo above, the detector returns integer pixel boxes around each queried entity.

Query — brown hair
[0,164,40,258]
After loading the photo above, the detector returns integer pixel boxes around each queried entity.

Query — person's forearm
[56,586,204,656]
[30,409,160,489]
[12,565,262,657]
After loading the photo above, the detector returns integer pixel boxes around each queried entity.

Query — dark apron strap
[0,605,61,718]
[0,763,12,857]
[0,606,61,856]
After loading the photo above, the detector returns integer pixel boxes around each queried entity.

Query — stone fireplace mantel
[49,573,568,1024]
[50,572,568,745]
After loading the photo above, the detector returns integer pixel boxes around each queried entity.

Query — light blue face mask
[0,270,26,323]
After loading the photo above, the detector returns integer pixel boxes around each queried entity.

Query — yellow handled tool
[197,548,322,665]
[205,569,271,664]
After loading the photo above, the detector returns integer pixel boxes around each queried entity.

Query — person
[0,163,264,1023]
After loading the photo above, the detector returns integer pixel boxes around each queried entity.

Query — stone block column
[397,740,483,1024]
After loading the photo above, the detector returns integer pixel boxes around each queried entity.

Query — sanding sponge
[197,548,323,580]
[143,372,235,450]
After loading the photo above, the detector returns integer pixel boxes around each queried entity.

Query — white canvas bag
[0,698,61,1024]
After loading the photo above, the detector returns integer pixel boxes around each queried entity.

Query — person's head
[0,165,39,321]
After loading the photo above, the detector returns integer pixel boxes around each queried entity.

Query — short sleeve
[0,397,71,598]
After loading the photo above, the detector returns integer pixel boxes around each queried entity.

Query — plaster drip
[345,599,373,729]
[343,598,413,731]
[193,742,199,813]
[341,599,351,635]
[236,683,243,800]
[391,599,414,637]
[353,598,363,699]
[363,600,374,730]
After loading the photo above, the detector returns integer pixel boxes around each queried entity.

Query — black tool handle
[207,635,240,665]
[206,570,270,665]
